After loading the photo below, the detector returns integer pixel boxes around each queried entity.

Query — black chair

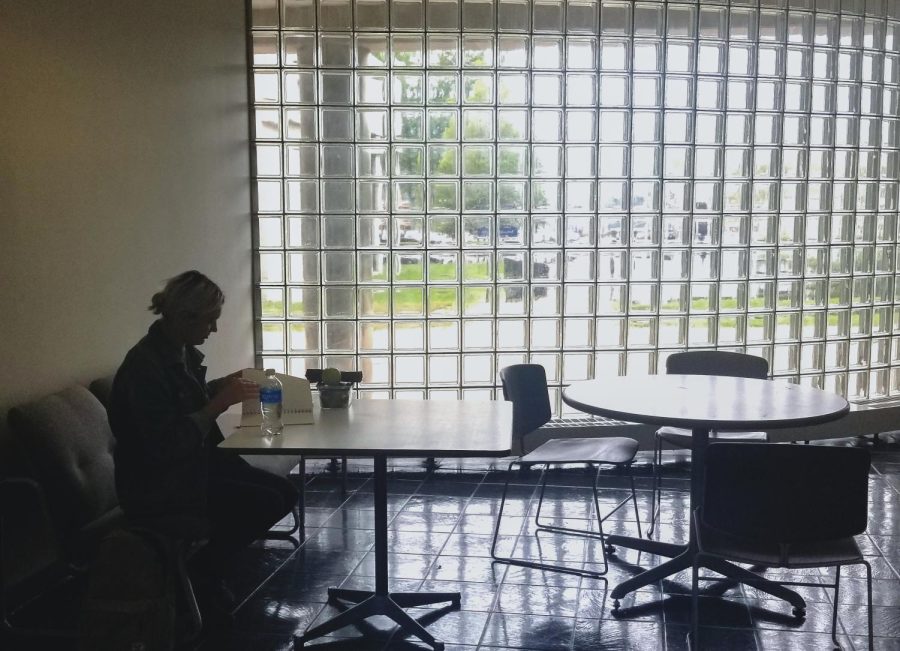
[648,350,769,538]
[692,443,873,650]
[490,364,642,578]
[0,477,76,641]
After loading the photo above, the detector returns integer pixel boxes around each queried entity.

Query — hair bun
[148,291,167,314]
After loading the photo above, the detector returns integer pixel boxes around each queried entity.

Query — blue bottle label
[260,387,282,404]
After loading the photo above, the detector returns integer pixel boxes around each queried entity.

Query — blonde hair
[149,270,224,318]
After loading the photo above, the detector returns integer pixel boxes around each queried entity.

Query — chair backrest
[7,386,119,540]
[88,375,115,411]
[666,350,768,380]
[499,364,552,454]
[703,442,870,545]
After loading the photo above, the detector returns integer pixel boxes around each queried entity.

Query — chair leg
[648,434,662,539]
[863,560,874,651]
[489,462,517,561]
[533,467,551,530]
[175,543,203,644]
[590,465,609,573]
[691,554,702,651]
[831,565,841,649]
[628,465,642,539]
[494,463,609,580]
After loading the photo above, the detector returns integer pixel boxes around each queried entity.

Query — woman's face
[176,307,221,346]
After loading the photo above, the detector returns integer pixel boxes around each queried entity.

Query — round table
[563,375,849,608]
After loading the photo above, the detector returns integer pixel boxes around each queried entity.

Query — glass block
[600,40,628,70]
[463,180,493,212]
[394,180,426,211]
[323,286,356,318]
[735,313,774,344]
[463,73,495,104]
[253,32,279,67]
[356,180,389,212]
[427,0,459,30]
[664,111,692,144]
[530,318,561,349]
[600,75,629,106]
[395,353,425,385]
[462,109,494,140]
[530,109,562,142]
[498,216,526,245]
[251,0,278,27]
[462,0,494,31]
[428,286,459,316]
[356,145,390,178]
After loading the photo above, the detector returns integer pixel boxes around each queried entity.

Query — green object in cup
[318,382,351,408]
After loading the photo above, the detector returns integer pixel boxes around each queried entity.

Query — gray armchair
[5,385,202,643]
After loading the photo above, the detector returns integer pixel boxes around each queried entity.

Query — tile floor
[200,434,900,651]
[8,435,899,650]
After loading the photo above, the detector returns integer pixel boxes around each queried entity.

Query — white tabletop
[563,375,850,431]
[219,398,514,458]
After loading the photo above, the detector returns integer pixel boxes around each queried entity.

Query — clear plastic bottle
[259,369,283,437]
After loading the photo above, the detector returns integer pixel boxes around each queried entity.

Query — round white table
[563,375,849,609]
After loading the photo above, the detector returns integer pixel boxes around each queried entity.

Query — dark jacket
[109,320,226,519]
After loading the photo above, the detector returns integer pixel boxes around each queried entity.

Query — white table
[220,399,513,651]
[563,375,849,611]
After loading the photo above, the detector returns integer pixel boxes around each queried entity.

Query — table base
[294,588,460,650]
[604,536,806,613]
[293,454,461,651]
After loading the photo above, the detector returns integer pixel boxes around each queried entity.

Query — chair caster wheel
[433,643,444,651]
[604,544,616,555]
[792,607,806,618]
[612,599,620,610]
[452,597,461,608]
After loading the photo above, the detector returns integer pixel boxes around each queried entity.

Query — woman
[109,270,298,620]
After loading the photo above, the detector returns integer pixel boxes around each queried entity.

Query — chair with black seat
[692,442,873,650]
[490,364,642,578]
[6,385,203,643]
[0,476,76,641]
[647,350,769,538]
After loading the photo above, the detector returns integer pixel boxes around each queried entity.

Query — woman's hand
[205,377,259,417]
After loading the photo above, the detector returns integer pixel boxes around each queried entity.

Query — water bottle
[259,369,283,437]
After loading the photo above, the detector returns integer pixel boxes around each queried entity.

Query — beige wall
[0,0,253,431]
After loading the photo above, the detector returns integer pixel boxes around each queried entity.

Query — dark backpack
[79,527,177,651]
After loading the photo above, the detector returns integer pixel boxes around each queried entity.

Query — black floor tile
[12,440,900,651]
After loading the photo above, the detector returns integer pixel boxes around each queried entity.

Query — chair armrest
[0,477,65,600]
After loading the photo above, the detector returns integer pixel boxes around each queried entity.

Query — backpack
[79,527,177,651]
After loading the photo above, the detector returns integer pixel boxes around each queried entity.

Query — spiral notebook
[239,369,315,427]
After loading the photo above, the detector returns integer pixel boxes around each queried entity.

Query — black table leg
[293,454,460,650]
[605,428,806,611]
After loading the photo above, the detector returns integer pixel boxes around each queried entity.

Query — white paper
[239,368,314,427]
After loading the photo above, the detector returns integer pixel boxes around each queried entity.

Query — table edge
[562,378,851,431]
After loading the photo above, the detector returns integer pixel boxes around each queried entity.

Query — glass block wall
[248,0,900,408]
